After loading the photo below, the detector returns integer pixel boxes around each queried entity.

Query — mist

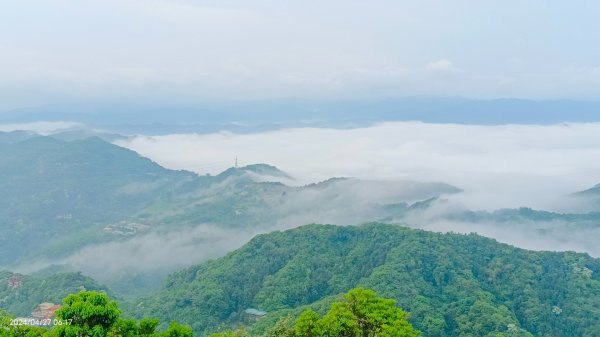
[17,225,254,286]
[399,198,600,257]
[13,121,600,288]
[13,174,456,283]
[117,121,600,211]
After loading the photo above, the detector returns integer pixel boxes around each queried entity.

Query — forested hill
[0,271,110,317]
[133,223,600,337]
[0,132,458,292]
[0,134,197,266]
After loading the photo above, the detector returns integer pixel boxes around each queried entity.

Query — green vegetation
[0,135,197,266]
[1,289,421,337]
[0,134,457,296]
[2,134,600,337]
[133,223,600,337]
[0,291,192,337]
[0,271,110,317]
[209,288,419,337]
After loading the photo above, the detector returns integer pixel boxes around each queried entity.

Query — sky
[2,0,600,110]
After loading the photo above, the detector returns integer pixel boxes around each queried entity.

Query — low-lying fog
[117,121,600,211]
[8,121,600,287]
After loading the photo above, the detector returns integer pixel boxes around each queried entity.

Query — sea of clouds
[7,121,600,283]
[116,121,600,211]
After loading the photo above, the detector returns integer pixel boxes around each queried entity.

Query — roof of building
[244,308,267,316]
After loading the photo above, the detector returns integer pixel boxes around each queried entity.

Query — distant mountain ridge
[3,97,600,135]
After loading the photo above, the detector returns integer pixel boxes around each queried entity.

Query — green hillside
[0,133,457,287]
[0,271,110,317]
[132,223,600,337]
[0,135,197,266]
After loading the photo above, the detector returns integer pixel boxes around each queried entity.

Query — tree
[50,291,121,337]
[294,310,322,337]
[208,288,420,337]
[316,288,420,337]
[0,311,47,337]
[1,292,192,337]
[139,319,160,337]
[156,322,193,337]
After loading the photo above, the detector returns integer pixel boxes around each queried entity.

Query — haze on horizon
[2,0,600,111]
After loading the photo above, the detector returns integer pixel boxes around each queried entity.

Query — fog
[18,176,460,284]
[56,225,252,278]
[14,121,600,287]
[117,122,600,211]
[400,198,600,257]
[17,225,256,286]
[423,219,600,257]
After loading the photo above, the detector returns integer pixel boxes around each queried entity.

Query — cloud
[116,122,600,212]
[19,225,254,280]
[3,1,600,107]
[426,59,461,78]
[15,176,458,281]
[507,57,524,67]
[413,219,600,258]
[17,122,600,281]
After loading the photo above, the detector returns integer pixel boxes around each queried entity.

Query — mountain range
[1,131,600,337]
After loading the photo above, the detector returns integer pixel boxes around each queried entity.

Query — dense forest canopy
[131,223,600,337]
[0,291,192,337]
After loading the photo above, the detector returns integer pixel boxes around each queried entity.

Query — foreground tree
[45,291,191,337]
[0,310,47,337]
[210,288,420,337]
[297,288,420,337]
[49,291,121,337]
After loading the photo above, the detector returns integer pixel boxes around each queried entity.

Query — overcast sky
[2,0,600,109]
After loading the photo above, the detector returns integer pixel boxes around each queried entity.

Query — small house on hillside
[32,303,62,319]
[245,308,267,321]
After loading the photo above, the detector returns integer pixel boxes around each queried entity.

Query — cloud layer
[117,122,600,211]
[14,122,600,284]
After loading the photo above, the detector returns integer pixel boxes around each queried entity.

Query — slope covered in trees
[0,271,110,317]
[209,288,420,337]
[1,289,420,337]
[0,134,197,266]
[133,223,600,337]
[0,133,457,295]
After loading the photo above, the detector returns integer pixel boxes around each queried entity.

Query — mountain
[3,98,600,135]
[578,183,600,195]
[0,270,110,317]
[0,134,197,266]
[0,133,458,296]
[395,198,600,257]
[132,223,600,337]
[0,130,36,144]
[574,183,600,207]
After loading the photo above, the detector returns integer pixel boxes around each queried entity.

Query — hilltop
[132,223,600,337]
